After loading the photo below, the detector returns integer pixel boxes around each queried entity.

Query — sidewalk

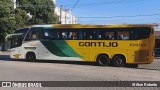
[0,51,10,55]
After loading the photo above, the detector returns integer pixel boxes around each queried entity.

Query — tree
[16,0,59,24]
[15,8,30,28]
[0,0,16,42]
[0,0,59,44]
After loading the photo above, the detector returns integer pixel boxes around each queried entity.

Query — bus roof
[32,24,156,29]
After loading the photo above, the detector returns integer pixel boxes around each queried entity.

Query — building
[54,0,77,24]
[52,0,56,4]
[12,0,16,9]
[54,7,77,24]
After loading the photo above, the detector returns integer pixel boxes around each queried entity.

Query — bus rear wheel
[96,54,110,66]
[26,52,36,62]
[112,55,126,67]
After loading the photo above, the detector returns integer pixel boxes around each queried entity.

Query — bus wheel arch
[96,54,110,66]
[111,54,126,67]
[26,52,36,62]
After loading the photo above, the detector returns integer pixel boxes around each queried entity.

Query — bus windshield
[5,34,23,50]
[10,35,23,48]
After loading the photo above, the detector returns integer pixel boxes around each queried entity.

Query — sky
[56,0,160,26]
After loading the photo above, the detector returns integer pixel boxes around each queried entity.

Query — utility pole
[59,5,62,24]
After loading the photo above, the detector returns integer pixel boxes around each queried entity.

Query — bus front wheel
[26,52,36,62]
[96,54,110,66]
[112,55,126,67]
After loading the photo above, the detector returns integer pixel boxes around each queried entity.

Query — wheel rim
[28,55,34,60]
[115,59,123,65]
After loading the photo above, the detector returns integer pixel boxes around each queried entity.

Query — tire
[26,53,36,62]
[112,55,126,67]
[96,54,110,66]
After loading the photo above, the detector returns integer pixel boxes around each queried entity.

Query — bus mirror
[2,36,12,51]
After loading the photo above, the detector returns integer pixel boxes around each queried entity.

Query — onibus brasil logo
[1,82,42,88]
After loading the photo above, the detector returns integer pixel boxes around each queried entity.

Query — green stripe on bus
[41,40,82,57]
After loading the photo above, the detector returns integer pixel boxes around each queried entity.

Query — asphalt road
[0,52,160,90]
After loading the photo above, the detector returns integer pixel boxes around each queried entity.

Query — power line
[59,13,160,19]
[71,0,80,11]
[62,0,152,8]
[75,0,135,8]
[62,0,131,8]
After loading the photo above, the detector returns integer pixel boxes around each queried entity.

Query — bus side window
[25,29,42,41]
[129,30,135,40]
[68,32,77,40]
[83,32,87,39]
[32,31,38,39]
[98,31,105,40]
[106,33,113,40]
[61,32,67,40]
[50,30,59,40]
[77,31,83,40]
[86,32,93,40]
[83,29,98,40]
[136,28,150,39]
[92,30,98,39]
[118,31,129,40]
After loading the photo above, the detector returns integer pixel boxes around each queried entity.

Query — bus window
[14,28,29,38]
[118,31,129,40]
[82,29,98,40]
[116,27,151,40]
[69,32,78,40]
[25,28,42,41]
[32,31,39,39]
[56,29,79,40]
[11,35,23,48]
[43,29,59,40]
[129,30,135,40]
[77,31,83,39]
[98,30,115,40]
[134,28,151,40]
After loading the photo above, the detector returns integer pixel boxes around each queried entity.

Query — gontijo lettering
[79,42,118,47]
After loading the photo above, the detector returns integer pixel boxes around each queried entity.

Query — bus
[6,24,155,68]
